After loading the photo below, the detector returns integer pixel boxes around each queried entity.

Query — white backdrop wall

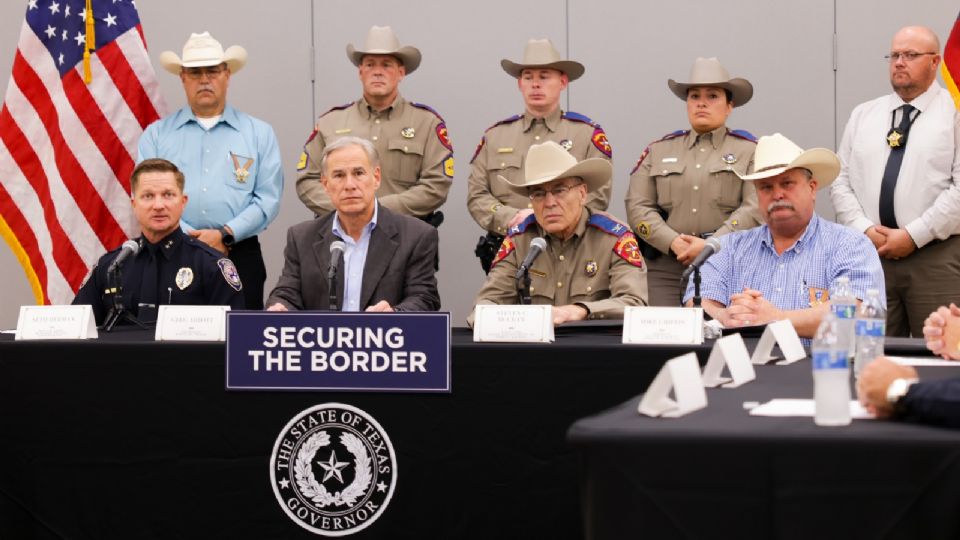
[0,0,955,328]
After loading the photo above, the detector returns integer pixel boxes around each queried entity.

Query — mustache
[767,200,794,212]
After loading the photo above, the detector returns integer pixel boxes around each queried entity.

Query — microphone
[107,240,140,275]
[328,240,345,279]
[515,237,547,280]
[681,237,722,280]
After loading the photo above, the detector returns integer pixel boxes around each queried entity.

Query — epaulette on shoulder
[728,129,757,142]
[587,212,631,238]
[630,130,689,174]
[319,102,353,118]
[484,114,523,133]
[411,102,446,122]
[562,110,599,127]
[507,213,538,237]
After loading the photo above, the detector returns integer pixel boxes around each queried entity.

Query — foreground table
[568,358,960,540]
[0,325,718,539]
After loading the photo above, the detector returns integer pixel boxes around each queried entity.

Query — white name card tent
[751,319,806,365]
[638,352,708,418]
[473,304,554,343]
[155,305,230,341]
[15,305,97,340]
[622,306,704,345]
[701,333,756,388]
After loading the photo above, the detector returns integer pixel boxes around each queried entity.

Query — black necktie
[139,243,159,306]
[878,104,917,228]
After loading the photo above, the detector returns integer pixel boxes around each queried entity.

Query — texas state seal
[270,403,397,536]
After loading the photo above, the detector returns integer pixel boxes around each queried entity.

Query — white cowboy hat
[668,57,753,107]
[737,133,840,189]
[500,141,610,192]
[159,32,247,75]
[346,26,422,74]
[500,39,585,81]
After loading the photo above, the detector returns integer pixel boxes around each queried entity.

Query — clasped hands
[866,225,916,260]
[670,234,706,266]
[715,288,782,328]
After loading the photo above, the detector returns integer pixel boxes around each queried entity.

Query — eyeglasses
[528,181,582,202]
[182,65,227,80]
[884,51,937,63]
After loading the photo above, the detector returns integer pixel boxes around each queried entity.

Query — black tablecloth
[567,360,960,540]
[0,326,725,540]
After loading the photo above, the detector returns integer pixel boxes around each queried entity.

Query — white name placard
[155,305,230,341]
[623,306,704,345]
[701,333,756,388]
[15,305,97,340]
[638,352,708,418]
[751,319,807,365]
[473,304,554,343]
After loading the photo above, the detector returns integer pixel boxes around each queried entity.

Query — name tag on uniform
[155,305,230,341]
[661,157,678,163]
[622,306,703,344]
[15,305,97,340]
[473,304,554,343]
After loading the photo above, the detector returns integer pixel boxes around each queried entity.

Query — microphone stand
[328,264,339,311]
[691,266,703,308]
[516,267,532,305]
[101,267,147,332]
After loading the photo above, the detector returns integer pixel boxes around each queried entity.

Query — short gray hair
[320,136,380,175]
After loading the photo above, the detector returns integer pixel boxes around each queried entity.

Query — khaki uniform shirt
[471,209,647,322]
[467,108,613,235]
[625,126,760,254]
[296,96,453,217]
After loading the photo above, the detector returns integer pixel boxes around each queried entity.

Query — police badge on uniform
[400,127,415,139]
[559,139,573,151]
[585,260,598,277]
[230,152,254,183]
[722,153,737,165]
[175,267,194,290]
[218,258,243,292]
[270,403,397,536]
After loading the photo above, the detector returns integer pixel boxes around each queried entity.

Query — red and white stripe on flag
[0,0,165,305]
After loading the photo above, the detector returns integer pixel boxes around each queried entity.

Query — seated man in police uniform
[684,134,884,338]
[471,141,647,325]
[267,136,440,312]
[73,159,245,324]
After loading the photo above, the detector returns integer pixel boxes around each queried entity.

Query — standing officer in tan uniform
[297,26,453,227]
[469,39,613,272]
[470,142,647,325]
[625,57,760,306]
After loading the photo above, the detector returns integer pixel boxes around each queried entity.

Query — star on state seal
[270,403,397,536]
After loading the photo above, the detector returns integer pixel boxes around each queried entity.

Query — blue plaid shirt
[684,214,886,309]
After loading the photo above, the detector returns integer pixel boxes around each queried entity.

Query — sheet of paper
[888,356,960,367]
[748,398,874,419]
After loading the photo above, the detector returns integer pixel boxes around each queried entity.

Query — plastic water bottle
[829,276,857,359]
[854,289,886,378]
[811,311,852,426]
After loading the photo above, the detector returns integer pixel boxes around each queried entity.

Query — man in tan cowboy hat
[139,31,283,310]
[470,141,647,325]
[626,57,761,307]
[297,25,452,229]
[468,38,614,274]
[831,26,960,337]
[684,134,884,338]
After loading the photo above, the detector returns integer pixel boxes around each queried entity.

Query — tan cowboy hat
[347,26,422,74]
[500,141,610,192]
[737,133,840,189]
[159,32,247,75]
[668,57,753,107]
[500,39,585,81]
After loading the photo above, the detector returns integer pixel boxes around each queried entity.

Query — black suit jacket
[266,205,440,311]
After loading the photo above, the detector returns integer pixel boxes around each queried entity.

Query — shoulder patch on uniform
[561,110,598,126]
[728,128,758,142]
[587,212,631,238]
[613,233,644,268]
[591,127,612,158]
[217,258,243,292]
[484,114,523,133]
[631,130,688,174]
[491,236,515,268]
[470,137,485,164]
[507,213,538,236]
[411,102,446,122]
[436,123,453,152]
[319,102,353,118]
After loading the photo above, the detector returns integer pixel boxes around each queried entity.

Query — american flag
[944,10,960,110]
[0,0,165,305]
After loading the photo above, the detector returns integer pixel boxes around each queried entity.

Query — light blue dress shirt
[332,202,379,311]
[137,105,283,241]
[684,214,886,309]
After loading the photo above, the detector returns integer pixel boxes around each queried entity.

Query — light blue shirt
[332,203,379,311]
[137,105,283,241]
[684,214,886,309]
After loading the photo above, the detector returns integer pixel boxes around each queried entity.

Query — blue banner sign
[226,312,451,392]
